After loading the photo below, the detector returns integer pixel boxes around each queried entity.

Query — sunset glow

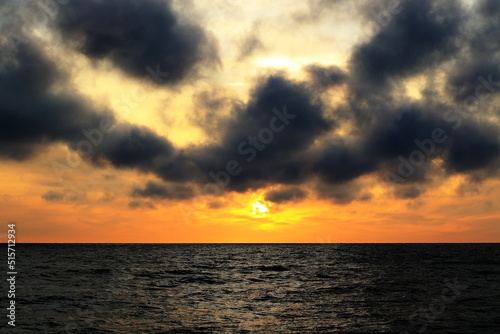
[251,201,270,216]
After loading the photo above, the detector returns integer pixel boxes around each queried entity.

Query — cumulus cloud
[304,64,347,89]
[42,190,65,202]
[131,181,195,200]
[265,187,308,203]
[191,74,333,191]
[55,0,220,84]
[315,180,364,204]
[128,200,156,210]
[0,41,189,180]
[350,0,463,85]
[40,188,106,204]
[0,41,113,160]
[2,0,500,205]
[446,0,500,103]
[394,186,424,199]
[445,123,500,173]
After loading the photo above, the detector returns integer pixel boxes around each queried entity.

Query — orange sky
[2,157,499,243]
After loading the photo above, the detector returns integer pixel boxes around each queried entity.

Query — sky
[0,0,499,243]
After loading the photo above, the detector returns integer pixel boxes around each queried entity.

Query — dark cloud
[41,188,94,204]
[42,190,65,202]
[473,0,500,54]
[264,187,308,203]
[315,180,363,204]
[394,186,424,199]
[364,108,445,160]
[4,38,496,202]
[56,0,219,84]
[131,181,195,200]
[84,125,176,170]
[350,0,463,85]
[360,104,500,182]
[313,141,376,184]
[478,0,500,15]
[445,123,500,173]
[192,74,332,191]
[313,98,500,188]
[446,0,500,102]
[0,40,189,182]
[447,62,500,101]
[2,0,500,206]
[0,42,113,160]
[312,108,443,185]
[304,64,347,89]
[128,200,156,210]
[0,26,198,182]
[222,75,331,155]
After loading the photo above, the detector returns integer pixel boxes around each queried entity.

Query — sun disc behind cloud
[251,200,270,216]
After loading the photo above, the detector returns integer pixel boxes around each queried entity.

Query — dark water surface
[9,244,500,333]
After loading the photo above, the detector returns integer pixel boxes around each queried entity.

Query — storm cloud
[131,181,195,200]
[305,64,347,89]
[191,74,333,191]
[55,0,220,84]
[0,42,113,160]
[351,0,462,85]
[2,0,500,206]
[265,187,308,204]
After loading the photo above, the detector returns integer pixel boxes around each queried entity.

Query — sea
[7,244,500,333]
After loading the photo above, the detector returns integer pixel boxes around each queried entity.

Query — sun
[251,200,270,216]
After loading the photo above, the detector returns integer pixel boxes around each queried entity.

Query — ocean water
[9,244,500,333]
